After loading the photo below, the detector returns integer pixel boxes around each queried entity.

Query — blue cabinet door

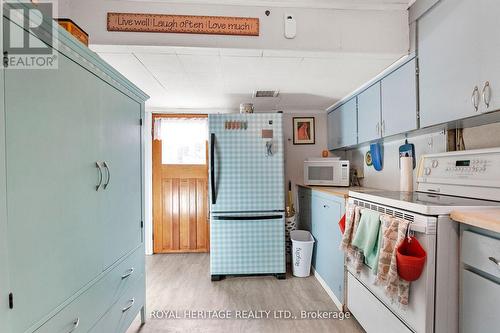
[357,82,381,143]
[310,192,345,303]
[5,52,103,332]
[419,0,481,127]
[327,98,357,150]
[381,58,418,137]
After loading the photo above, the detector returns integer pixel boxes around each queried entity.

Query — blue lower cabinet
[298,187,345,306]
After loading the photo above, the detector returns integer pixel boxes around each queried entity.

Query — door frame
[151,114,209,254]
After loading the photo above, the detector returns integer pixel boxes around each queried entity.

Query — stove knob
[424,167,432,175]
[432,160,439,168]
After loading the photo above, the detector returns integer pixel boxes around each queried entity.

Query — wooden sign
[107,13,259,36]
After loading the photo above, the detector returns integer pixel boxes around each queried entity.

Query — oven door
[346,211,437,333]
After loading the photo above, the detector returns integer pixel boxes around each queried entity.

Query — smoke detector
[253,90,280,98]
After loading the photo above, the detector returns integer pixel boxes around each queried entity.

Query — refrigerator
[208,113,285,280]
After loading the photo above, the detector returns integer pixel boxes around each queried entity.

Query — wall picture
[293,117,315,145]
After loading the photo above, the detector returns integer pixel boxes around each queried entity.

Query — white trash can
[290,230,315,277]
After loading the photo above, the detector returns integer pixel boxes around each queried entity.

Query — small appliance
[304,158,349,186]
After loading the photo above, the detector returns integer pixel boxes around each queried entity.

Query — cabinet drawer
[462,231,500,279]
[90,274,145,333]
[35,246,144,333]
[461,269,500,333]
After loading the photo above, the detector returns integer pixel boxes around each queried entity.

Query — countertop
[450,210,500,234]
[297,184,376,199]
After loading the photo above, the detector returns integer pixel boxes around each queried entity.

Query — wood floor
[126,253,364,333]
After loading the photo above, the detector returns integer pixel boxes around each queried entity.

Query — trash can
[290,230,315,277]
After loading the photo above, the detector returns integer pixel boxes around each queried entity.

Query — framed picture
[292,117,315,145]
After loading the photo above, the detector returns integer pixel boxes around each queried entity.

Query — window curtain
[154,117,208,165]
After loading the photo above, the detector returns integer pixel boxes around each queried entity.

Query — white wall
[345,131,447,191]
[66,0,409,54]
[282,112,335,204]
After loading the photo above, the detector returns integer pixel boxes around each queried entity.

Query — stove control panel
[417,148,500,182]
[417,148,500,200]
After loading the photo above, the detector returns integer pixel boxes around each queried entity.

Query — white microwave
[304,158,350,186]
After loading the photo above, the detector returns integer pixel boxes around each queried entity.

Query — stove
[346,148,500,333]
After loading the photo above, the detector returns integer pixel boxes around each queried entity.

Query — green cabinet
[5,53,104,333]
[298,187,345,306]
[1,8,148,333]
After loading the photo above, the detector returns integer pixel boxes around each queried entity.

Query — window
[154,117,208,165]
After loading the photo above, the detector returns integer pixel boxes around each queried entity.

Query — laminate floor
[127,253,364,333]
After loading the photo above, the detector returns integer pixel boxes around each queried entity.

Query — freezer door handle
[212,215,283,220]
[210,133,216,205]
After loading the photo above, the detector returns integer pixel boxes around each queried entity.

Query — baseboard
[311,267,344,312]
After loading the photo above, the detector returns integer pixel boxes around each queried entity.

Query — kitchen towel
[400,156,413,192]
[351,209,382,274]
[340,204,364,273]
[375,215,411,306]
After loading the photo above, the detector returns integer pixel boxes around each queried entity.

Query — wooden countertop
[450,210,500,234]
[297,184,376,199]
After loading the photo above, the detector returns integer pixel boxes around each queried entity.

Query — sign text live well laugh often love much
[107,13,260,36]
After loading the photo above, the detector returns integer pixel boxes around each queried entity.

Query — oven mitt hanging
[370,143,383,171]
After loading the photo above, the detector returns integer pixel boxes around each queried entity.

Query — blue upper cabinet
[381,58,418,137]
[357,82,381,143]
[418,0,497,127]
[478,0,500,114]
[327,97,358,150]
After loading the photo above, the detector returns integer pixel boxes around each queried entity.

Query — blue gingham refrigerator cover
[208,113,285,276]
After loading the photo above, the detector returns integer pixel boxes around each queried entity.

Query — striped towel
[375,215,410,306]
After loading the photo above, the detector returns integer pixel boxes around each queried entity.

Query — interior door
[152,115,209,253]
[100,80,143,268]
[5,53,103,332]
[209,113,284,213]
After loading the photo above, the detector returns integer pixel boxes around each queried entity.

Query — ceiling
[121,0,415,11]
[93,45,403,113]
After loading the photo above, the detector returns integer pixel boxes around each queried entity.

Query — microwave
[304,158,350,186]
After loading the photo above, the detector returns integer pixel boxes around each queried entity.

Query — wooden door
[153,115,209,253]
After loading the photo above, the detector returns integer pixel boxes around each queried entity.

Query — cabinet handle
[376,122,380,136]
[122,298,135,312]
[323,204,329,209]
[488,256,500,267]
[482,81,491,109]
[121,268,134,279]
[381,120,385,136]
[68,318,80,333]
[472,86,480,111]
[103,161,111,190]
[95,162,103,191]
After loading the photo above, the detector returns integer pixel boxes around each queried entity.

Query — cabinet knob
[68,318,80,333]
[472,86,480,112]
[488,256,500,267]
[482,81,491,109]
[323,204,329,209]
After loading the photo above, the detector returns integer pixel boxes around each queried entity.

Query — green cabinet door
[5,52,104,332]
[0,67,11,333]
[99,80,142,268]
